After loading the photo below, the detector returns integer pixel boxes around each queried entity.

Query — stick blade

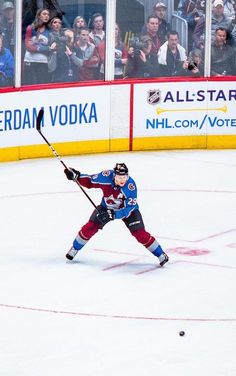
[36,108,44,131]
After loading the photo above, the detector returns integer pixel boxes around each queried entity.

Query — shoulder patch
[128,183,135,191]
[102,170,111,177]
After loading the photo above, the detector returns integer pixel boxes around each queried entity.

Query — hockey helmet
[114,163,128,175]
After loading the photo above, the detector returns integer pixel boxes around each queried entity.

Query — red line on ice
[102,257,144,271]
[174,260,236,269]
[159,228,236,243]
[0,303,236,322]
[135,259,236,274]
[93,248,144,257]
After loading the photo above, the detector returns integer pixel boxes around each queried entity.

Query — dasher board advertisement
[133,81,236,138]
[0,85,110,148]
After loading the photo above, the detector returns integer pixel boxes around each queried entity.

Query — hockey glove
[64,168,80,181]
[96,209,115,225]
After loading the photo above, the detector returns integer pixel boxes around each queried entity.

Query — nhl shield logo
[147,89,161,105]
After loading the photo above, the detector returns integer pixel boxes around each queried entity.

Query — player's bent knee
[80,221,100,239]
[131,229,154,246]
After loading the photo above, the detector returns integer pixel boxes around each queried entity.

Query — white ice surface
[0,150,236,376]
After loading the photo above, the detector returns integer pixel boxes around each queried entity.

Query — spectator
[22,0,66,38]
[182,48,204,76]
[152,2,171,44]
[0,1,15,55]
[89,13,105,47]
[177,0,205,26]
[231,2,236,43]
[63,27,74,48]
[211,27,236,76]
[211,0,233,39]
[0,34,14,86]
[73,16,87,39]
[141,15,161,54]
[97,23,128,80]
[23,8,52,85]
[48,17,75,82]
[222,0,235,21]
[192,12,205,50]
[126,35,159,78]
[158,30,187,76]
[114,23,128,79]
[141,3,171,45]
[177,0,206,51]
[67,26,100,81]
[89,12,105,79]
[96,38,105,79]
[192,0,233,50]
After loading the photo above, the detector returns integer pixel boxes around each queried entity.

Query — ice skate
[158,252,169,267]
[66,246,78,260]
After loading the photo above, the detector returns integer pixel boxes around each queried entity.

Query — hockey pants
[73,208,163,257]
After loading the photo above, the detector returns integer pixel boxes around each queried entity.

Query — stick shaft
[36,109,98,211]
[38,129,67,169]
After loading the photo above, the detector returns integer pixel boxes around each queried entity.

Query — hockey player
[64,163,169,266]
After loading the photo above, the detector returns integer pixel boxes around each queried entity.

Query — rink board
[0,80,235,162]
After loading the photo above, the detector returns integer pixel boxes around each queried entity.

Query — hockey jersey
[78,169,139,219]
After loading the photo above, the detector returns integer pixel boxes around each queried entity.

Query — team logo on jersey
[102,170,111,177]
[128,183,135,191]
[105,195,123,209]
[147,89,161,104]
[92,174,98,179]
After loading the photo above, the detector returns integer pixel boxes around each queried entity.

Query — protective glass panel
[21,0,106,85]
[116,0,207,79]
[0,0,14,87]
[210,0,236,76]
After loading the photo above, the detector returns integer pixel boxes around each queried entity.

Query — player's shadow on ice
[65,257,162,275]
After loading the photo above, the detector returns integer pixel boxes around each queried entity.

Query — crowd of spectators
[128,0,236,78]
[0,0,236,86]
[178,0,236,76]
[0,1,14,86]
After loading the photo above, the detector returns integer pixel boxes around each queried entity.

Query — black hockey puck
[179,331,185,336]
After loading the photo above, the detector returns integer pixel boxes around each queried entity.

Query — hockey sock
[152,244,164,257]
[73,221,100,251]
[145,237,164,257]
[73,231,89,251]
[131,229,164,256]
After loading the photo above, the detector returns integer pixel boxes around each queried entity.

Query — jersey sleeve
[78,170,112,189]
